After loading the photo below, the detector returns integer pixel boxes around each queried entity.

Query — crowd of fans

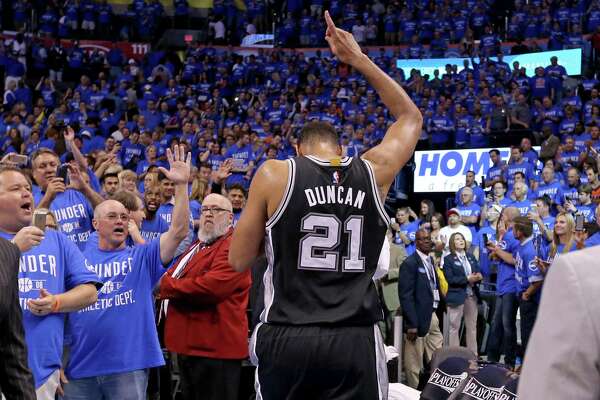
[0,0,599,397]
[2,0,599,48]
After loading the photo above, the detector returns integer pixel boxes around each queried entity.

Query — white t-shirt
[439,224,473,262]
[209,21,226,39]
[352,24,366,43]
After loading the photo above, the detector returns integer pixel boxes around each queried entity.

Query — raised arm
[323,11,422,193]
[159,145,191,264]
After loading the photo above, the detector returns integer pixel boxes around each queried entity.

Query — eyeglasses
[103,213,130,222]
[200,207,230,215]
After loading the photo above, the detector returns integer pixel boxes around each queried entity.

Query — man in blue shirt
[31,149,103,251]
[456,170,485,206]
[511,182,534,215]
[505,146,536,191]
[486,206,520,368]
[141,185,169,241]
[457,187,481,239]
[225,133,255,189]
[63,145,191,399]
[0,167,100,398]
[534,167,564,208]
[226,183,246,226]
[485,149,505,188]
[530,196,555,243]
[512,216,544,353]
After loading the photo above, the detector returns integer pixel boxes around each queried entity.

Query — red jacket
[159,230,251,359]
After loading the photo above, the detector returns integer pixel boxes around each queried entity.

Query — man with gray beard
[157,193,251,400]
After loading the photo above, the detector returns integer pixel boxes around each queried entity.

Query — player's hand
[45,177,66,200]
[28,289,58,316]
[12,226,45,252]
[406,328,418,342]
[324,11,365,67]
[159,145,191,185]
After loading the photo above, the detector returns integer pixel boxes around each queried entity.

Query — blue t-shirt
[514,237,543,296]
[402,221,420,254]
[476,226,496,278]
[33,187,94,251]
[505,161,535,190]
[0,230,100,387]
[140,214,169,241]
[533,215,555,239]
[457,203,481,238]
[66,239,166,379]
[496,229,519,295]
[511,199,534,216]
[535,181,564,205]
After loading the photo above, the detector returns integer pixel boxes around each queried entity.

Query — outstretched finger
[324,10,335,31]
[186,151,192,167]
[165,148,173,164]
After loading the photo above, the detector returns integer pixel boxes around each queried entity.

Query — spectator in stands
[399,229,444,389]
[0,166,100,399]
[476,203,501,280]
[486,206,520,369]
[513,216,543,354]
[539,126,560,160]
[540,212,577,269]
[573,185,597,222]
[512,181,534,215]
[226,183,247,225]
[456,170,485,206]
[437,208,472,261]
[391,207,419,255]
[505,146,536,191]
[140,184,169,242]
[535,167,564,208]
[100,172,119,198]
[444,232,482,355]
[485,149,506,188]
[64,146,190,400]
[487,96,510,146]
[530,196,555,242]
[457,187,481,238]
[158,193,251,400]
[31,149,102,251]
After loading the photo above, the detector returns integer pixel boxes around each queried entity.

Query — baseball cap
[447,208,460,218]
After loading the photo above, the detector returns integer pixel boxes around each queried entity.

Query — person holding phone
[537,212,578,273]
[513,216,544,354]
[443,232,483,354]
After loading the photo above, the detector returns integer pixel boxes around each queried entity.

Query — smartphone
[57,164,69,184]
[33,209,48,232]
[483,233,489,245]
[7,154,28,165]
[575,213,585,231]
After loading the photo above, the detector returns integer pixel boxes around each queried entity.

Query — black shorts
[250,324,388,400]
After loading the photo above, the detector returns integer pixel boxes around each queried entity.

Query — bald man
[158,193,251,400]
[62,146,191,400]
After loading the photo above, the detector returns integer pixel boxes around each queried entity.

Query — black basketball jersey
[260,155,390,326]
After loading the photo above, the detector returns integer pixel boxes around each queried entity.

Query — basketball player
[229,11,422,400]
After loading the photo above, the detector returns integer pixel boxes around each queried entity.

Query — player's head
[93,199,130,248]
[198,194,233,244]
[296,121,341,157]
[0,167,34,232]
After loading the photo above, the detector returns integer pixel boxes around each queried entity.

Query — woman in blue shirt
[444,232,483,355]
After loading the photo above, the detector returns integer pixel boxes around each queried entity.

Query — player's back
[261,155,390,326]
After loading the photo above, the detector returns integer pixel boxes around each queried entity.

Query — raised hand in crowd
[44,177,67,201]
[158,145,192,185]
[213,158,233,184]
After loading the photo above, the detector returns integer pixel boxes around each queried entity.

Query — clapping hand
[158,145,192,185]
[27,289,58,316]
[213,158,233,184]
